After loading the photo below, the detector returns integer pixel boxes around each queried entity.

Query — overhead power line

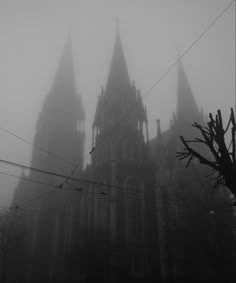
[60,0,235,188]
[0,158,138,192]
[0,126,76,167]
[0,171,72,191]
[0,158,80,181]
[143,0,235,99]
[2,0,233,206]
[0,171,109,207]
[0,157,154,208]
[0,170,148,209]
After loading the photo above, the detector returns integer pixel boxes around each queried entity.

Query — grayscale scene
[0,0,235,282]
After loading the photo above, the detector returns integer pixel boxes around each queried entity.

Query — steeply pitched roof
[105,29,131,95]
[93,29,146,132]
[52,36,76,95]
[37,36,84,127]
[149,61,205,166]
[177,60,201,125]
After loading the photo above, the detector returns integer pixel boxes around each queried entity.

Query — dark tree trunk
[225,167,236,197]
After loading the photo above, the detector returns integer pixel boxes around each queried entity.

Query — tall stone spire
[12,35,85,281]
[105,28,130,96]
[53,36,76,92]
[37,36,85,146]
[177,60,201,125]
[92,29,147,166]
[93,29,147,138]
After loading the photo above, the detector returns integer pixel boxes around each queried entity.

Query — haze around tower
[0,0,234,206]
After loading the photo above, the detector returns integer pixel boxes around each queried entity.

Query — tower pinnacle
[177,60,200,124]
[106,25,130,95]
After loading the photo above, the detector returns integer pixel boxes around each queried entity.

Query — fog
[0,0,234,206]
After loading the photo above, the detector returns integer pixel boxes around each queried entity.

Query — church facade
[11,40,86,281]
[10,27,234,282]
[76,30,161,281]
[11,31,161,281]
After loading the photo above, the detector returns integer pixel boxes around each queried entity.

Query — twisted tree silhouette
[177,108,236,197]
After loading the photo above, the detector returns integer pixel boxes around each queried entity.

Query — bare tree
[177,108,236,196]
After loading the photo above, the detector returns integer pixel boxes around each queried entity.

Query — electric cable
[59,0,235,190]
[0,126,76,167]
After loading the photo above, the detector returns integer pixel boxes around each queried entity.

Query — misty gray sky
[0,0,235,206]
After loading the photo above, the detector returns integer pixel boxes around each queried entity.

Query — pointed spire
[39,34,83,125]
[105,26,130,94]
[177,60,200,124]
[52,35,76,94]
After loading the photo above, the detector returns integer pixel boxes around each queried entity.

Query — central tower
[92,29,148,167]
[88,29,161,281]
